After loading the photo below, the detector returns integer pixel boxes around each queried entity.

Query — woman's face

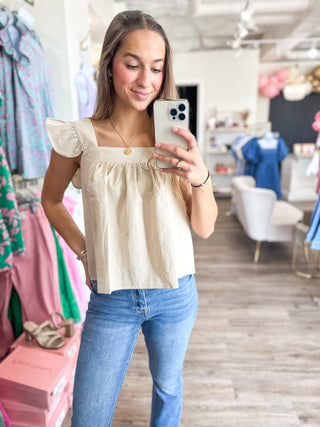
[111,29,166,112]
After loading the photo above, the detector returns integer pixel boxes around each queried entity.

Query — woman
[42,10,217,427]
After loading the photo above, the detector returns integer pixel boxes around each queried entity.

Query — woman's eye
[126,64,138,70]
[152,69,162,74]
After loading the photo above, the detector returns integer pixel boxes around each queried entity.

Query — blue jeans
[71,275,198,427]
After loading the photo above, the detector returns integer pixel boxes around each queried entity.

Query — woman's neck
[110,108,152,138]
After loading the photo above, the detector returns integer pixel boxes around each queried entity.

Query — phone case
[154,99,189,168]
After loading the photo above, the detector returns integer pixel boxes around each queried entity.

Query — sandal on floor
[23,320,65,349]
[50,311,74,337]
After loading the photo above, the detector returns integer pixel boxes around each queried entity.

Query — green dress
[0,137,24,271]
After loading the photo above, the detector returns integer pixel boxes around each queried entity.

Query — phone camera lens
[170,108,177,116]
[178,113,186,121]
[178,103,186,111]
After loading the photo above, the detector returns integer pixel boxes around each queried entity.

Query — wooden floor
[63,198,320,427]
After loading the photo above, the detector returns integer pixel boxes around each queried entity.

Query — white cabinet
[281,153,318,202]
[205,128,246,195]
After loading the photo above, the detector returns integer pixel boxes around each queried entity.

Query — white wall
[32,0,90,120]
[173,49,260,148]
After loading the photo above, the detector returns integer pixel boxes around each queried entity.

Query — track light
[237,22,248,38]
[240,0,254,22]
[308,43,318,59]
[234,48,243,58]
[231,38,241,50]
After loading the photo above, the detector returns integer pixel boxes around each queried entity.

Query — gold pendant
[124,147,132,155]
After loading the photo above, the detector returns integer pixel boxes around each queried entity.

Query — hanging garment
[306,151,320,194]
[75,64,97,119]
[0,138,24,272]
[0,9,55,178]
[231,134,251,176]
[242,135,289,198]
[0,402,11,427]
[35,188,88,324]
[7,285,22,338]
[0,206,62,358]
[51,225,82,324]
[58,194,88,323]
[306,192,320,251]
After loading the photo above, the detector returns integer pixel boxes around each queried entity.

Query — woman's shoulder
[46,118,93,157]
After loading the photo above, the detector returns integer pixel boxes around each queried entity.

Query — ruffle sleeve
[46,118,82,157]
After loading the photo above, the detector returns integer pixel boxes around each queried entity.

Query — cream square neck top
[46,117,195,294]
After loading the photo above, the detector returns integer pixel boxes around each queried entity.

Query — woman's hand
[153,127,208,186]
[81,256,92,291]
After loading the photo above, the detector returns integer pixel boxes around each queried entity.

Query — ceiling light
[240,1,254,22]
[237,22,248,38]
[308,43,318,59]
[234,48,243,58]
[240,9,251,22]
[231,38,241,50]
[245,19,258,33]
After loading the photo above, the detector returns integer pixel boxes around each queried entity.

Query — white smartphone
[154,99,190,168]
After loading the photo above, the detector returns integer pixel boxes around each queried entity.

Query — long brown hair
[92,10,189,213]
[92,10,178,120]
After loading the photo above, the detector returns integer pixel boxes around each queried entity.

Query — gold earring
[107,73,113,84]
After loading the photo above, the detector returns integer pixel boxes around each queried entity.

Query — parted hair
[92,10,178,120]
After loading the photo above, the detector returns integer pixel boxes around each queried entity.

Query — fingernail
[153,153,159,158]
[172,127,178,132]
[155,142,161,148]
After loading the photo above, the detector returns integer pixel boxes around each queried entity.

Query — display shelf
[207,148,229,154]
[205,128,244,195]
[205,122,271,195]
[210,127,247,133]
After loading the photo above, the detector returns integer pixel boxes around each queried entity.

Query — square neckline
[87,118,154,151]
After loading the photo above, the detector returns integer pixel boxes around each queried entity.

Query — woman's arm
[154,127,218,239]
[41,149,92,288]
[181,177,217,239]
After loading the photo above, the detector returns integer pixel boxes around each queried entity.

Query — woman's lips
[132,90,151,100]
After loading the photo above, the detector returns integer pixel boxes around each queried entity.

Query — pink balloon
[276,68,290,82]
[277,80,285,91]
[312,120,320,132]
[269,75,279,85]
[261,85,280,99]
[258,74,269,90]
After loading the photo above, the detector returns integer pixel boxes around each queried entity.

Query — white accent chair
[232,175,303,262]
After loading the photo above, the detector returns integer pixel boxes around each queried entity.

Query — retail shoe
[50,311,74,337]
[23,320,65,349]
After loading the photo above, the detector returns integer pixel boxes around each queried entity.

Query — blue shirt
[242,136,289,198]
[306,193,320,250]
[0,9,55,179]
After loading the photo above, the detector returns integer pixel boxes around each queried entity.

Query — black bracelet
[191,170,210,188]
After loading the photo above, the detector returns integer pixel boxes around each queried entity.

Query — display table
[281,153,318,202]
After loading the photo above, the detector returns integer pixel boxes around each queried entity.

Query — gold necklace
[109,117,136,155]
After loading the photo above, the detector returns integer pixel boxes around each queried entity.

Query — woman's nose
[137,69,150,87]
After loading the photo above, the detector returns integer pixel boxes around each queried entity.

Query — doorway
[177,85,198,139]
